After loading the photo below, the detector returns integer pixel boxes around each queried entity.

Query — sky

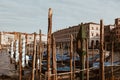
[0,0,120,34]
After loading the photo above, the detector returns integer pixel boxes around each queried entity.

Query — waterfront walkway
[0,50,18,77]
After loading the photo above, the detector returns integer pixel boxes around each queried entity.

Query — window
[96,40,99,48]
[91,27,94,30]
[116,31,118,34]
[96,27,98,30]
[91,33,94,36]
[91,40,94,48]
[29,37,32,39]
[96,33,99,36]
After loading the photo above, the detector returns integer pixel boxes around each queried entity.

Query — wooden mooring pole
[60,42,63,65]
[111,41,114,80]
[36,42,38,79]
[70,34,73,80]
[92,41,94,63]
[100,19,105,80]
[73,42,76,80]
[86,39,89,80]
[39,30,42,80]
[25,33,28,59]
[47,8,52,80]
[19,33,22,80]
[52,35,57,80]
[32,32,37,80]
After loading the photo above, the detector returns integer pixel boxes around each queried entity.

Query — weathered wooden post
[99,19,105,80]
[111,41,114,80]
[19,33,22,80]
[32,32,37,80]
[60,42,63,65]
[25,34,29,67]
[52,35,57,80]
[35,35,39,79]
[76,23,87,80]
[35,33,40,79]
[70,34,73,80]
[25,34,28,65]
[73,43,76,80]
[47,8,52,80]
[92,41,94,63]
[39,30,42,80]
[86,39,89,80]
[29,43,30,55]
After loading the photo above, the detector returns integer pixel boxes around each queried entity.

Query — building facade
[114,18,120,42]
[84,22,100,48]
[104,25,115,50]
[113,18,120,51]
[53,22,100,49]
[104,18,120,51]
[53,25,79,48]
[0,32,47,46]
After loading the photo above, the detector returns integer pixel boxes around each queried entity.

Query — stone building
[104,18,120,51]
[53,25,79,50]
[104,25,115,50]
[114,18,120,41]
[84,22,100,48]
[53,22,100,49]
[113,18,120,51]
[0,31,47,46]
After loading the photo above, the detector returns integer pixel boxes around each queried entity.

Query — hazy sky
[0,0,120,34]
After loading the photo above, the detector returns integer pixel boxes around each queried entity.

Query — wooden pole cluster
[47,8,52,80]
[99,19,105,80]
[52,35,57,80]
[32,32,37,80]
[70,34,73,80]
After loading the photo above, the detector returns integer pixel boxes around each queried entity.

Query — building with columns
[53,22,100,49]
[84,22,100,48]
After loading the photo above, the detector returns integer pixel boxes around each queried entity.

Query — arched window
[96,40,99,48]
[91,33,94,36]
[91,40,94,48]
